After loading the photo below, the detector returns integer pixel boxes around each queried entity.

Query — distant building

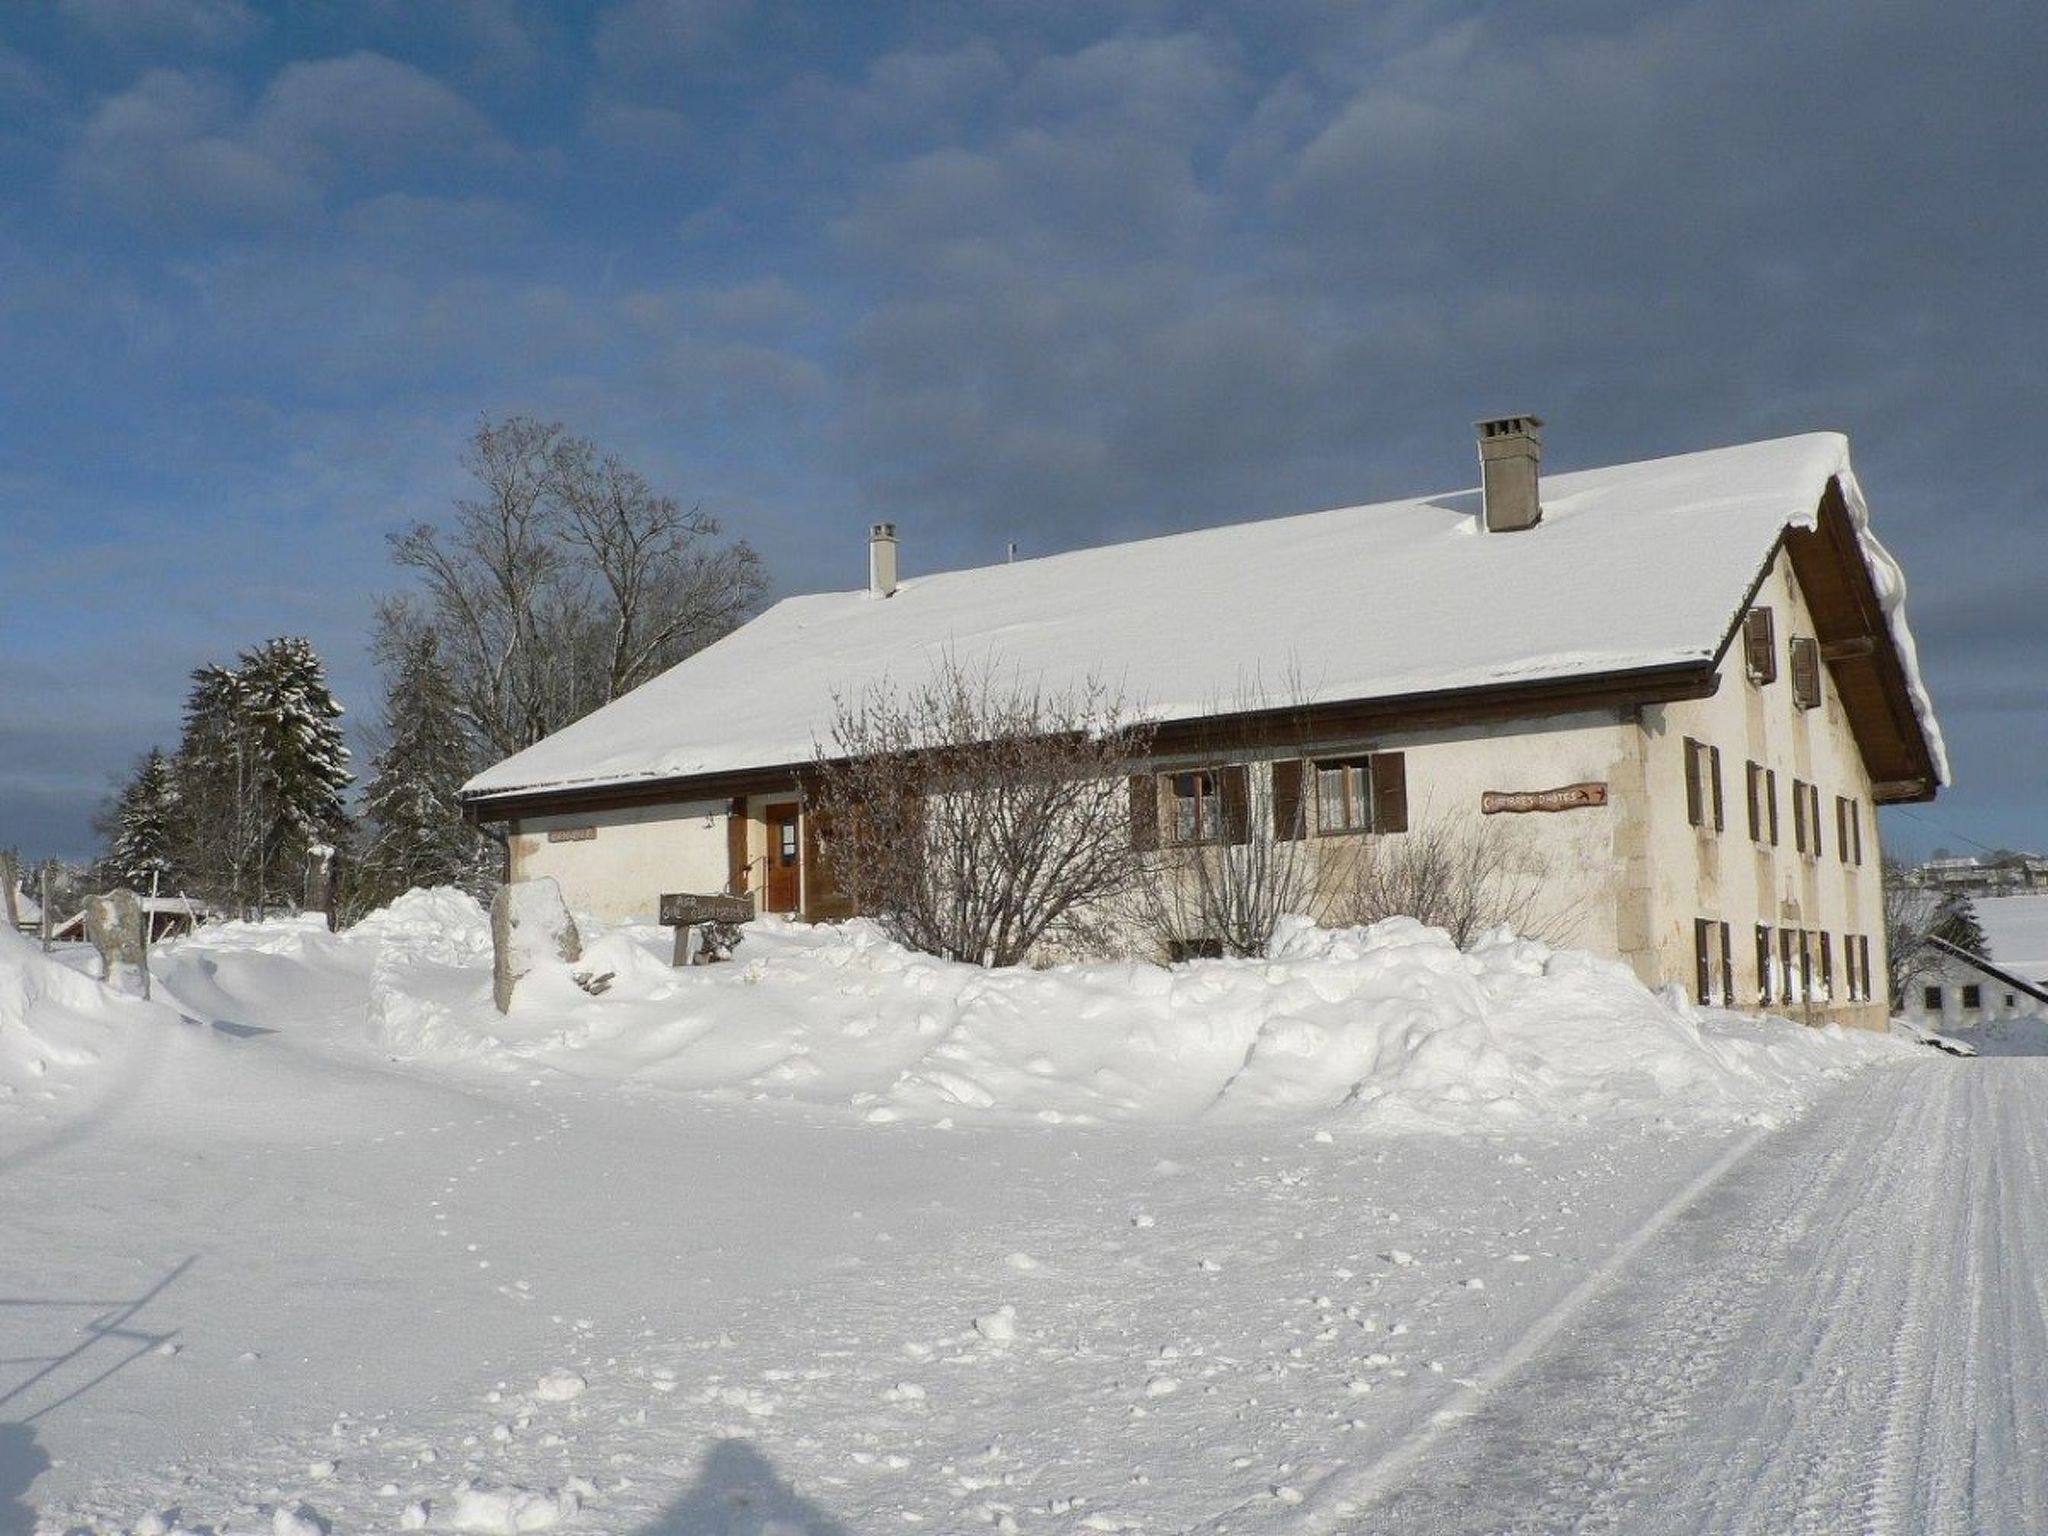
[464,424,1947,1031]
[1901,894,2048,1030]
[1912,853,2048,898]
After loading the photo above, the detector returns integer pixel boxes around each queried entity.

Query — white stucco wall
[1253,710,1637,959]
[1642,548,1891,1028]
[509,801,732,925]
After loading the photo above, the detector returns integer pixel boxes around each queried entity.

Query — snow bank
[251,895,1916,1132]
[0,923,168,1105]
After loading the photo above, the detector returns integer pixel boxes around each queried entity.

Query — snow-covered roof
[1979,896,2048,986]
[466,431,1947,802]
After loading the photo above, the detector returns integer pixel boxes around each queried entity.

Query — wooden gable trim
[1782,477,1939,803]
[465,661,1717,824]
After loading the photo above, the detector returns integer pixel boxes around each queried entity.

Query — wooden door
[765,802,801,913]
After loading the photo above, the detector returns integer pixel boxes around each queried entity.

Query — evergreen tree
[103,747,180,891]
[165,638,354,914]
[236,636,353,895]
[356,628,490,908]
[1933,892,1990,957]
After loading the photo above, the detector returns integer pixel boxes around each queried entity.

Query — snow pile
[0,923,167,1104]
[345,905,1911,1131]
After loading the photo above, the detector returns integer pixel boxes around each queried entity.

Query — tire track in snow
[1309,1059,2048,1535]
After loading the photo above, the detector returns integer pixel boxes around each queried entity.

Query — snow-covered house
[1896,893,2048,1033]
[463,422,1947,1030]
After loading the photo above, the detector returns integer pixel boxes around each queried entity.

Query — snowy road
[1325,1057,2048,1535]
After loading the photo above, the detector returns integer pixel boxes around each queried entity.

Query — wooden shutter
[1372,751,1408,833]
[1694,918,1714,1005]
[1709,745,1725,831]
[1820,932,1834,1000]
[1718,922,1734,1007]
[1756,925,1773,1006]
[1684,739,1703,827]
[725,796,750,896]
[1272,759,1305,841]
[1130,774,1159,851]
[1792,779,1808,852]
[1808,784,1823,858]
[1746,762,1762,842]
[1767,769,1780,845]
[1790,636,1822,709]
[1220,764,1252,845]
[1743,607,1778,682]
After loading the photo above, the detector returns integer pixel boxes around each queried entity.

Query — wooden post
[40,864,52,954]
[140,871,158,1001]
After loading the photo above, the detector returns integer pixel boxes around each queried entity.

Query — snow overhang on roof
[463,431,1948,811]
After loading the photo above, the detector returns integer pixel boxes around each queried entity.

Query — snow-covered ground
[3,898,2034,1533]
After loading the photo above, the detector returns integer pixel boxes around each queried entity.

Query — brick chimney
[1476,415,1543,533]
[868,521,898,597]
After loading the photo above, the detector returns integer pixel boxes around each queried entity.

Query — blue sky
[0,0,2040,863]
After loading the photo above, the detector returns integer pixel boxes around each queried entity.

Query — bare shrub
[807,659,1152,968]
[1327,813,1574,949]
[1130,761,1320,959]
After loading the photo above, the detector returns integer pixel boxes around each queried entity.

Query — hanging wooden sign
[1481,782,1609,814]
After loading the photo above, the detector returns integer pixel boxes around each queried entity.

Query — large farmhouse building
[463,421,1946,1031]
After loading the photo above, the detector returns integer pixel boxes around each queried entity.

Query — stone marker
[87,889,146,983]
[490,877,583,1014]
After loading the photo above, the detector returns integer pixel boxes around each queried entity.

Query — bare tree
[807,659,1153,967]
[1326,812,1574,950]
[1883,854,1943,1008]
[390,415,768,759]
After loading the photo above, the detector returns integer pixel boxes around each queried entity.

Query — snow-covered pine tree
[104,747,179,891]
[170,661,265,911]
[234,636,353,904]
[356,627,491,909]
[1933,892,1990,957]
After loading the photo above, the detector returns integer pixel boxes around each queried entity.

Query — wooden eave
[1780,476,1940,804]
[463,660,1718,824]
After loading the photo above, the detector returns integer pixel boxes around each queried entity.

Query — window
[1756,924,1774,1006]
[1843,933,1862,1002]
[1792,780,1823,858]
[1819,933,1834,1002]
[1685,739,1724,831]
[1836,797,1864,866]
[1695,918,1733,1006]
[1858,936,1873,1004]
[1316,758,1374,834]
[1292,752,1407,837]
[1923,985,1942,1012]
[1962,984,1983,1010]
[2010,994,2020,1010]
[1744,606,1778,683]
[1780,929,1797,1005]
[1172,771,1220,843]
[1131,765,1252,849]
[1790,635,1822,710]
[1799,930,1813,1002]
